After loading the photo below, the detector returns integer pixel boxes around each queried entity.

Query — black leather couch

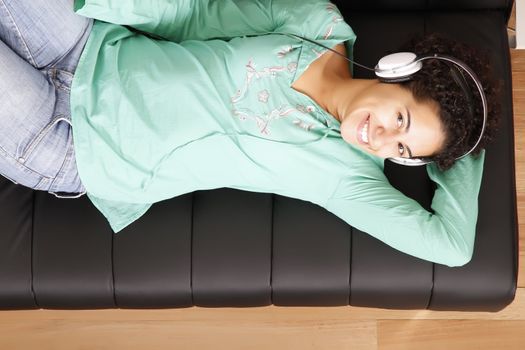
[0,0,518,311]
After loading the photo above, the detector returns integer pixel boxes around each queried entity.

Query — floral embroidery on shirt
[293,119,316,131]
[287,62,298,73]
[230,37,326,135]
[233,105,309,135]
[258,89,270,103]
[296,104,316,113]
[324,4,344,40]
[231,58,286,104]
[278,45,294,58]
[231,57,319,136]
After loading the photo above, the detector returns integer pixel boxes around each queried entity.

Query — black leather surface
[0,182,34,309]
[0,0,517,311]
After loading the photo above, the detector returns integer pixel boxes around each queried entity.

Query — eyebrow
[405,107,413,158]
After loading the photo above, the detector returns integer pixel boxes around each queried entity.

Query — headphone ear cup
[375,52,422,81]
[378,75,414,84]
[388,157,433,166]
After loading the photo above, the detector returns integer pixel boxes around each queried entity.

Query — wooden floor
[1,18,525,350]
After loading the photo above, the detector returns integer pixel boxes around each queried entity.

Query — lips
[357,115,370,145]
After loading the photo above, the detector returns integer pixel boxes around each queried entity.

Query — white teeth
[361,119,369,143]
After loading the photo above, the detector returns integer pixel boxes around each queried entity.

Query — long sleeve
[324,152,485,267]
[73,0,348,42]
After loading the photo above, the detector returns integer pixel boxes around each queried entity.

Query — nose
[370,125,400,151]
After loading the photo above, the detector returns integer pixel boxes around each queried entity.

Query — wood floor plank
[511,50,525,71]
[0,319,377,350]
[378,320,525,350]
[511,50,525,289]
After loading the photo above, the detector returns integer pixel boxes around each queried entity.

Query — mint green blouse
[71,0,485,267]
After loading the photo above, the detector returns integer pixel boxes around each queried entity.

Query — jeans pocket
[0,148,52,190]
[19,115,71,168]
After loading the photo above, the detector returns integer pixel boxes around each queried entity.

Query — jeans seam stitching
[56,85,71,92]
[21,114,66,162]
[0,142,52,180]
[34,176,50,190]
[48,135,74,192]
[51,69,73,92]
[0,0,37,67]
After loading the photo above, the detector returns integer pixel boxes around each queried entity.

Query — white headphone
[283,33,488,167]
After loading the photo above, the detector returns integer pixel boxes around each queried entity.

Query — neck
[322,77,379,123]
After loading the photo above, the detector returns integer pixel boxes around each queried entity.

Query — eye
[398,143,405,157]
[396,113,404,128]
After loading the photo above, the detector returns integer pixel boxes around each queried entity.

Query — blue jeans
[0,0,92,198]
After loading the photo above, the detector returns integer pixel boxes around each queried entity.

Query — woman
[0,0,500,266]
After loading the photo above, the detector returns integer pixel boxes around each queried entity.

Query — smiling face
[337,81,446,160]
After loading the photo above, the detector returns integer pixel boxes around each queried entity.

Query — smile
[357,115,370,145]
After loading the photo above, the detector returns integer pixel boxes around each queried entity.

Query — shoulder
[273,0,354,40]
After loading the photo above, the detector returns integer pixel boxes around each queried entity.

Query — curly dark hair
[398,33,502,170]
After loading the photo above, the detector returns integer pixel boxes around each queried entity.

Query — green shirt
[71,0,485,267]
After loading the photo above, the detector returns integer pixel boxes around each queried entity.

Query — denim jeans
[0,0,92,198]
